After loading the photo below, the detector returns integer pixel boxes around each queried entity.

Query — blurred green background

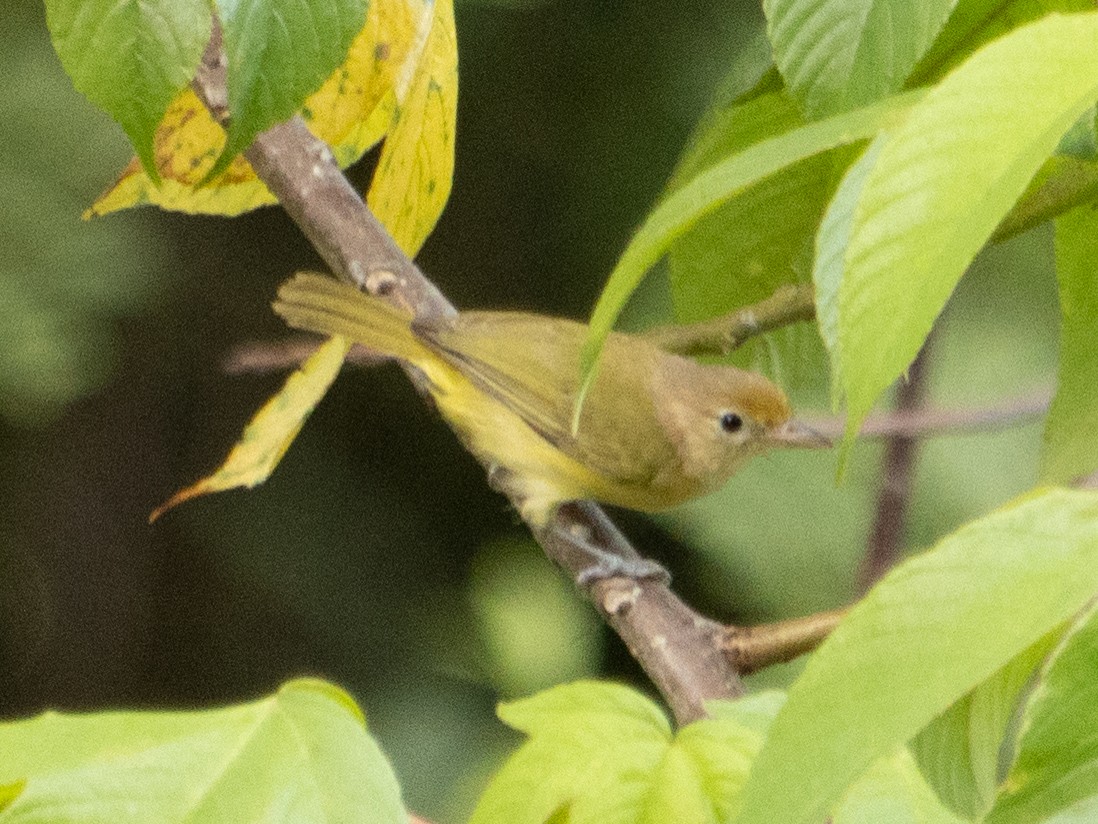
[0,0,1059,820]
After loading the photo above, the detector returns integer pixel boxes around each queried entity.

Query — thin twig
[223,338,391,374]
[192,23,744,723]
[722,607,849,675]
[858,341,932,591]
[808,388,1050,441]
[644,283,816,357]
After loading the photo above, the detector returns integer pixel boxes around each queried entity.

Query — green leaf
[581,89,922,385]
[835,12,1098,439]
[910,632,1060,818]
[911,0,1095,86]
[833,749,966,824]
[666,77,838,390]
[735,488,1098,824]
[470,681,761,824]
[986,603,1098,824]
[1042,203,1098,483]
[44,0,211,180]
[763,0,953,117]
[1057,106,1098,161]
[667,79,823,320]
[210,0,368,178]
[0,678,406,824]
[814,136,886,415]
[706,690,787,734]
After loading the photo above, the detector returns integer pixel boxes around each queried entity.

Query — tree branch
[807,389,1050,440]
[858,340,931,591]
[643,283,816,357]
[192,25,745,723]
[223,338,390,374]
[722,607,849,675]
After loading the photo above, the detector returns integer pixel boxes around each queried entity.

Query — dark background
[1,1,1058,819]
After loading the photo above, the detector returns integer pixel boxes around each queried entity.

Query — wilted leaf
[89,0,424,217]
[366,0,459,254]
[44,0,211,179]
[151,336,350,520]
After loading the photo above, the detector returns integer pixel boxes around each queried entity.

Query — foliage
[23,0,1098,823]
[0,679,406,822]
[585,3,1098,477]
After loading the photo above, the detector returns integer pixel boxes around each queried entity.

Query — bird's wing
[415,312,671,486]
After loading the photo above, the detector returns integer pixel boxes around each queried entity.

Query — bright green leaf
[210,0,368,178]
[736,488,1098,824]
[986,603,1098,824]
[1042,203,1098,483]
[764,0,953,117]
[706,690,786,734]
[910,632,1060,818]
[836,12,1098,439]
[44,0,211,180]
[911,0,1095,86]
[0,678,405,824]
[582,89,922,385]
[471,681,761,824]
[814,136,886,415]
[833,749,966,824]
[497,680,671,745]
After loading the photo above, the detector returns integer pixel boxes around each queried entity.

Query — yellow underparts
[415,355,687,526]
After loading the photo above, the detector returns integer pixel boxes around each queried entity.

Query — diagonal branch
[192,25,744,723]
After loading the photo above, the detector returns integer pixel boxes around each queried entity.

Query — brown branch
[644,283,816,357]
[858,340,932,591]
[223,338,391,374]
[193,25,743,723]
[722,607,849,675]
[807,388,1050,441]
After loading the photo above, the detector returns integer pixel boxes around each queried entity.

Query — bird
[273,272,827,538]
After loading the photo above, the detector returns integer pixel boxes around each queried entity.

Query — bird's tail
[273,272,432,365]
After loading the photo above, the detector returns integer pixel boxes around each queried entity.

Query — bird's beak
[769,419,832,449]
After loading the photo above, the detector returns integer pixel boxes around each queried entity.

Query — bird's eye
[719,411,744,433]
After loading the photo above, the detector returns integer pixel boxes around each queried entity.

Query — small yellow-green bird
[274,273,826,529]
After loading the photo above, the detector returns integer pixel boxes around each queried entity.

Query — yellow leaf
[150,337,351,521]
[89,0,426,218]
[367,0,458,255]
[147,0,459,515]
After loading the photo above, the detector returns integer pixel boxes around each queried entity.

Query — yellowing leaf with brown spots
[150,0,459,517]
[151,336,351,521]
[90,0,426,218]
[367,0,458,254]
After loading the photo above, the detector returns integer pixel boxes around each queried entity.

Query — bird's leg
[544,502,671,587]
[485,466,670,586]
